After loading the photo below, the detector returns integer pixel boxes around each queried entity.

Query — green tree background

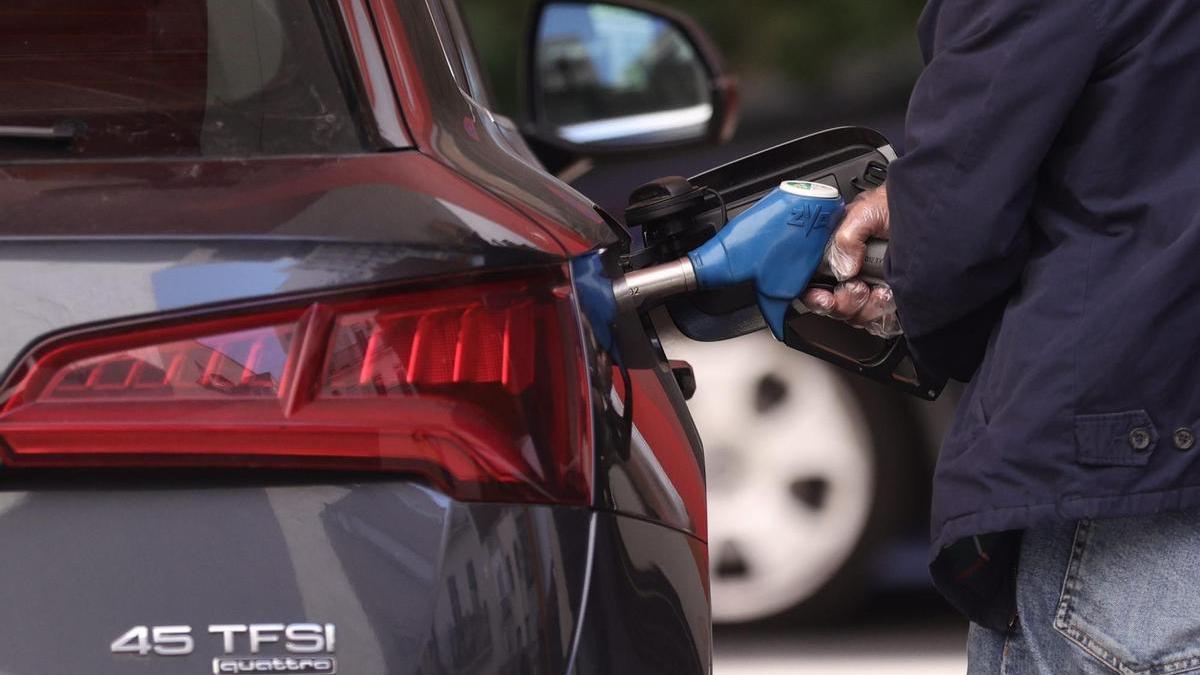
[460,0,928,121]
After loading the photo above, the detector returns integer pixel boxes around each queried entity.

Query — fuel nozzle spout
[615,180,851,340]
[613,257,698,314]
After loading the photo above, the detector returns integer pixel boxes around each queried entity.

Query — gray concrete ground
[713,590,968,675]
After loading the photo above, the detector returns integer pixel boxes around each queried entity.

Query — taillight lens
[0,268,591,504]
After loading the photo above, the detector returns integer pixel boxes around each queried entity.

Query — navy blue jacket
[886,0,1200,625]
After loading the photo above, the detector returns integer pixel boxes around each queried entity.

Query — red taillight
[0,269,591,504]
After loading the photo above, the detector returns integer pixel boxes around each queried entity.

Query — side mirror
[521,0,738,160]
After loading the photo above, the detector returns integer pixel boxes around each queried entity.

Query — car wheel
[660,327,907,624]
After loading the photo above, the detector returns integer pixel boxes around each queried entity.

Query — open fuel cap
[625,176,707,227]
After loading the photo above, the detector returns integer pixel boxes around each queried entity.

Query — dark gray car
[0,0,908,672]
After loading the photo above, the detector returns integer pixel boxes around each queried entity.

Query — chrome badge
[111,623,337,673]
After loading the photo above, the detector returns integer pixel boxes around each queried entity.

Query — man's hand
[800,185,903,338]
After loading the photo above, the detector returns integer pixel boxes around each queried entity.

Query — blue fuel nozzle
[687,181,845,339]
[603,177,941,400]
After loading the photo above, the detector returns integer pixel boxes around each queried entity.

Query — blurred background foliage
[460,0,927,125]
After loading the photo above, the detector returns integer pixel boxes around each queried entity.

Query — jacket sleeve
[885,0,1103,380]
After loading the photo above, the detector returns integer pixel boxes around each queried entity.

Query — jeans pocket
[1054,515,1200,674]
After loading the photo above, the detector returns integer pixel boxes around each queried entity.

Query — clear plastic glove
[800,185,903,339]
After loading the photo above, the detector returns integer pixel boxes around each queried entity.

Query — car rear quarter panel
[0,1,713,670]
[0,480,591,674]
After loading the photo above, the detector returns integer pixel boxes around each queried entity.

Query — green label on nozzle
[780,180,840,199]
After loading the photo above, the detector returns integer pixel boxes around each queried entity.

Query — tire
[659,327,923,625]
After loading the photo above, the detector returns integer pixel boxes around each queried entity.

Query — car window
[0,0,371,161]
[457,0,527,116]
[441,0,495,109]
[422,0,494,109]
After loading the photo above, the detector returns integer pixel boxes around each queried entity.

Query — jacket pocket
[1074,410,1157,467]
[1054,515,1200,674]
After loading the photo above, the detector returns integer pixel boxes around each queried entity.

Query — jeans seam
[1000,621,1016,675]
[1053,520,1086,631]
[1052,520,1200,675]
[1054,520,1126,674]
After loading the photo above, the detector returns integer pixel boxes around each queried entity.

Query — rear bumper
[0,477,707,674]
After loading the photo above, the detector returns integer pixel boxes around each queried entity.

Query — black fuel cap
[624,176,707,227]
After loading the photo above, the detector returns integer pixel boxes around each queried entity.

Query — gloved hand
[800,185,903,338]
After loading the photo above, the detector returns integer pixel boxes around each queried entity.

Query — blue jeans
[968,510,1200,674]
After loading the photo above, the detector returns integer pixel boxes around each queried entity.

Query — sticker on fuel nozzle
[779,180,840,199]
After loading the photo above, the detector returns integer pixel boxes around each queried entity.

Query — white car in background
[662,327,951,624]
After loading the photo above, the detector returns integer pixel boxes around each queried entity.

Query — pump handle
[814,238,888,287]
[790,238,945,400]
